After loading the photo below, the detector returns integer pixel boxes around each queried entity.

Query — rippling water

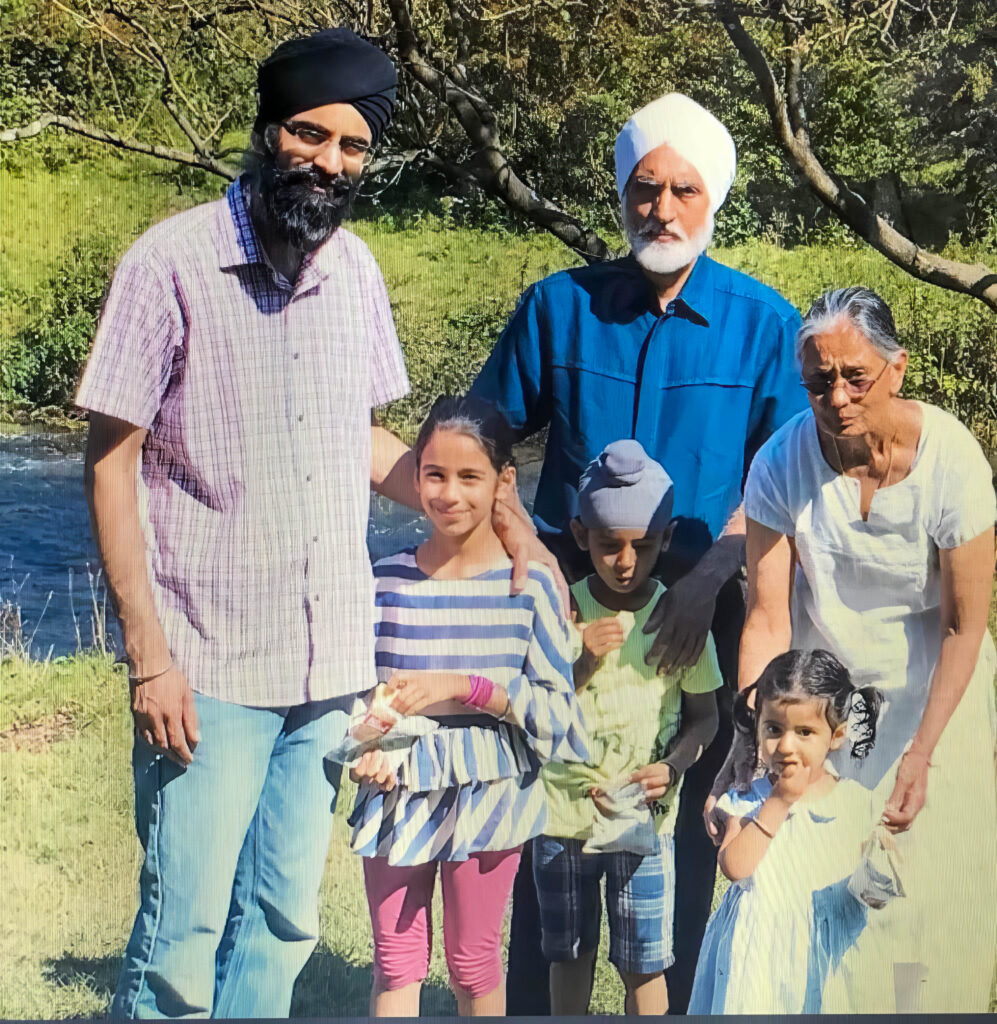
[0,431,541,658]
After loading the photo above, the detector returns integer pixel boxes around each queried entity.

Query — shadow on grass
[44,954,119,1017]
[44,948,458,1018]
[291,947,457,1017]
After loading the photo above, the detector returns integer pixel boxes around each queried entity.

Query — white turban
[614,93,737,213]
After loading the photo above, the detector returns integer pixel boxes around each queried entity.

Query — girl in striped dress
[335,395,589,1017]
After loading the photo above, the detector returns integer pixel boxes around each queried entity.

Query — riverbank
[0,399,86,433]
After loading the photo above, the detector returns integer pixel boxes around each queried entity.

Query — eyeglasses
[272,120,374,171]
[800,359,889,400]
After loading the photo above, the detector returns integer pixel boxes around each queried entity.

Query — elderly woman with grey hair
[730,286,997,1012]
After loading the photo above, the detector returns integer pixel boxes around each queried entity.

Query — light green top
[541,576,723,839]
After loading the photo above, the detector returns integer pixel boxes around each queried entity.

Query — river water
[0,430,542,659]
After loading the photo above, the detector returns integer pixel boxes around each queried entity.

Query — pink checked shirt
[77,180,410,706]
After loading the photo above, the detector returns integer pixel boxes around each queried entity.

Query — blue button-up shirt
[470,253,807,568]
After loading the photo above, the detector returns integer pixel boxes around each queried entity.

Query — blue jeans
[111,691,350,1018]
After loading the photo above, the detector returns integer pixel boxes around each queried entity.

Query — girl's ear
[495,464,516,502]
[829,721,848,751]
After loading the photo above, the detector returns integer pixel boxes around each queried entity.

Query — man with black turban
[79,26,547,1018]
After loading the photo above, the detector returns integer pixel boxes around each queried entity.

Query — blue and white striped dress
[345,548,591,866]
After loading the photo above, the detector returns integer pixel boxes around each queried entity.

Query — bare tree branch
[714,0,997,311]
[387,0,610,261]
[0,113,237,180]
[104,4,212,155]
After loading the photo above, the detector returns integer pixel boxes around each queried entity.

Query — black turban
[255,27,397,144]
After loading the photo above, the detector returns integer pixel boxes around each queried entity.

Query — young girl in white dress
[689,649,883,1014]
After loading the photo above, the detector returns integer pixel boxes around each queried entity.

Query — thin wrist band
[748,816,776,840]
[128,660,174,685]
[902,749,933,766]
[496,694,512,722]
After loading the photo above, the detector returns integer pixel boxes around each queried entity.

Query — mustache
[636,218,686,241]
[266,163,352,199]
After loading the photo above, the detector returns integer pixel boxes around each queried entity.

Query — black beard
[253,157,354,252]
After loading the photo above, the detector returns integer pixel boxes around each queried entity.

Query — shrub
[4,234,115,407]
[379,301,514,443]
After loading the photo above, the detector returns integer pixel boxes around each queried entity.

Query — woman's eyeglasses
[274,120,374,171]
[801,359,889,399]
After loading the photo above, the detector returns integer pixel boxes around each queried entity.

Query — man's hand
[881,750,930,833]
[350,748,397,792]
[643,568,719,673]
[491,495,570,614]
[384,671,468,716]
[632,762,673,803]
[131,664,199,766]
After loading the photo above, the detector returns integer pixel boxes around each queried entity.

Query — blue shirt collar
[619,251,714,327]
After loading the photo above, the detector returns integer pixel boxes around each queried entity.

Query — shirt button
[293,352,300,359]
[313,535,319,543]
[305,474,312,482]
[297,413,304,422]
[314,594,320,602]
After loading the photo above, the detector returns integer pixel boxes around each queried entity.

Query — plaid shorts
[532,833,676,975]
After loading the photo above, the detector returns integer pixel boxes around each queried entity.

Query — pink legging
[362,848,522,999]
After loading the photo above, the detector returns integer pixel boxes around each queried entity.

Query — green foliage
[2,234,115,406]
[384,301,514,438]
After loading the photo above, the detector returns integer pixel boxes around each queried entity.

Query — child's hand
[384,670,468,716]
[581,617,625,665]
[770,760,810,804]
[588,785,615,818]
[350,749,397,792]
[632,762,673,803]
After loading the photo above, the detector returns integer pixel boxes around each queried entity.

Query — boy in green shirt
[535,440,722,1016]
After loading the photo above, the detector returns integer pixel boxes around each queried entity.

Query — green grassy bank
[1,653,657,1016]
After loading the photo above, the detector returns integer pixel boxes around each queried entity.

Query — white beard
[626,210,715,276]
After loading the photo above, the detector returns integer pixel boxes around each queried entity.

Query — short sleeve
[680,632,723,694]
[744,439,796,537]
[75,249,180,429]
[365,261,409,408]
[468,283,552,440]
[931,415,996,549]
[505,563,591,764]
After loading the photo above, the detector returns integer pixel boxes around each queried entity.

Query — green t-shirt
[541,576,723,839]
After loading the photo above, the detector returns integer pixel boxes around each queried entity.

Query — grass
[0,652,634,1015]
[4,625,997,1016]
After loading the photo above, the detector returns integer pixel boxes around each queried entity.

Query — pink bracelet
[464,674,494,709]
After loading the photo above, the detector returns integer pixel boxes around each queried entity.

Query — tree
[705,0,997,308]
[2,0,995,306]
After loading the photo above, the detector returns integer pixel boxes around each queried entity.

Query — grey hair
[797,287,904,364]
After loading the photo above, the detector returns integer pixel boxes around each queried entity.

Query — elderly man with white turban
[470,93,807,1014]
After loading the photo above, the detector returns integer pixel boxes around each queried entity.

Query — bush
[3,234,115,407]
[379,301,514,442]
